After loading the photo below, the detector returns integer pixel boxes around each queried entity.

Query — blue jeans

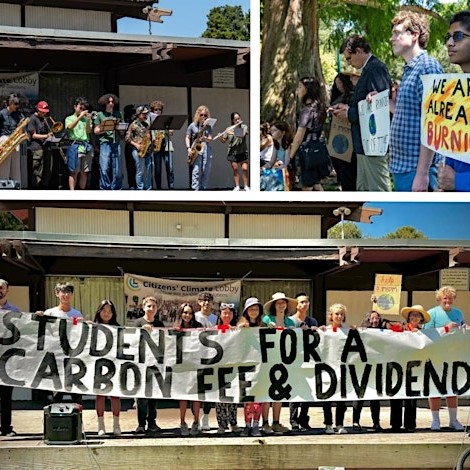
[99,142,122,190]
[132,148,153,190]
[392,165,438,192]
[191,145,212,190]
[154,150,174,189]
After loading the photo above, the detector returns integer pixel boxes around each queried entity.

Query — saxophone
[138,130,152,158]
[153,131,165,152]
[0,117,30,167]
[188,123,207,165]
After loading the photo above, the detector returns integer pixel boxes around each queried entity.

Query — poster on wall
[373,273,402,316]
[124,273,241,325]
[0,72,39,106]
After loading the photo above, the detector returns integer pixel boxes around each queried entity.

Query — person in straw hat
[389,304,430,432]
[260,292,297,435]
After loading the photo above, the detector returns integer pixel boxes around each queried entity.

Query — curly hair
[97,93,119,108]
[192,105,210,124]
[391,11,430,49]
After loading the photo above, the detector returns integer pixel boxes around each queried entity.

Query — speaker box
[43,403,83,445]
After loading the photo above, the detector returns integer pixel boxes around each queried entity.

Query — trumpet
[86,111,98,120]
[45,115,64,134]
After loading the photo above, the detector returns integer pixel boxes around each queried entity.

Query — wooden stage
[1,405,470,469]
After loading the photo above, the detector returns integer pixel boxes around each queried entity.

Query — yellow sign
[373,274,402,317]
[421,74,470,163]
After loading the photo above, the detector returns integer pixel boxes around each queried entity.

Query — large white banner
[1,311,470,403]
[0,72,39,100]
[359,89,390,156]
[124,273,241,325]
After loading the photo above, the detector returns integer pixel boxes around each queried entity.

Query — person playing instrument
[27,101,53,189]
[149,100,175,190]
[185,105,213,191]
[125,105,153,190]
[94,93,123,190]
[0,94,23,183]
[65,97,93,190]
[220,112,249,191]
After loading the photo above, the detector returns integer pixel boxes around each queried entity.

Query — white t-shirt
[44,306,83,319]
[195,311,218,327]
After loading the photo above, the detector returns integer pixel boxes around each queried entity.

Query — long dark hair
[299,76,327,122]
[174,303,199,328]
[330,73,354,105]
[93,299,120,326]
[271,121,293,150]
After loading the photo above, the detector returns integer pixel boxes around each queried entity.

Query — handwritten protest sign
[2,311,470,403]
[327,116,353,163]
[358,89,390,156]
[421,74,470,163]
[373,274,402,316]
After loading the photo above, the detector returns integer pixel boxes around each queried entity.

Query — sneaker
[373,424,383,432]
[450,420,464,431]
[230,424,240,433]
[190,421,200,436]
[1,430,16,437]
[233,186,241,191]
[352,423,362,431]
[217,426,226,434]
[431,420,441,431]
[272,422,289,434]
[201,414,210,431]
[325,425,335,435]
[291,422,300,431]
[180,423,189,437]
[135,426,146,434]
[241,426,251,437]
[252,425,262,437]
[336,426,348,434]
[262,423,273,434]
[146,423,161,433]
[243,186,251,191]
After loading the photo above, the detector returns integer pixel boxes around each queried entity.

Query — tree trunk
[261,0,325,128]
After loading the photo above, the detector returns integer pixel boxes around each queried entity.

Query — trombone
[45,115,64,134]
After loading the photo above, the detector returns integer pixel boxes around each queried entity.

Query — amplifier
[43,403,83,445]
[0,179,20,189]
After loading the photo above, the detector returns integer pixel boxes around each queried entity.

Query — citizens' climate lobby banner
[358,89,390,156]
[0,72,39,100]
[124,273,241,324]
[421,74,470,163]
[2,310,470,403]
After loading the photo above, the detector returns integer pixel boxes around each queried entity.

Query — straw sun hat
[263,292,298,315]
[400,305,431,323]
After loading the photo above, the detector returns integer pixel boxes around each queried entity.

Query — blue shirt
[0,301,21,313]
[447,158,470,191]
[423,305,464,329]
[262,314,295,327]
[389,52,443,173]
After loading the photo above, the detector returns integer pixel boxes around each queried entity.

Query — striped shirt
[389,52,443,173]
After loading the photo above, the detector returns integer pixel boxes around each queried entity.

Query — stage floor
[1,404,470,469]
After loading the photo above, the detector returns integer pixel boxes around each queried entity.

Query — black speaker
[43,403,83,445]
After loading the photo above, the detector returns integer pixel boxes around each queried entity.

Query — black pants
[289,402,311,426]
[0,385,13,434]
[137,398,158,427]
[390,399,417,430]
[323,402,347,426]
[352,400,381,426]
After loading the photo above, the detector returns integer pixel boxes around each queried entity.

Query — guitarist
[185,105,213,190]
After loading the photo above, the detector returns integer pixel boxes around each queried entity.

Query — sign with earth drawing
[373,274,402,316]
[327,115,353,163]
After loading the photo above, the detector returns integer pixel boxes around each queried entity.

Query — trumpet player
[125,105,153,190]
[65,97,93,190]
[150,100,174,190]
[27,100,53,189]
[0,94,22,183]
[220,112,249,191]
[94,93,123,190]
[185,105,213,191]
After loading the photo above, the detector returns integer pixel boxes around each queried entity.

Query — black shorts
[228,152,248,163]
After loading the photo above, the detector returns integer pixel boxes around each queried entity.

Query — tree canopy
[382,226,428,239]
[202,5,250,41]
[0,212,25,231]
[327,221,363,239]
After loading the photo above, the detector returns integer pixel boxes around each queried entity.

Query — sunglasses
[153,108,163,112]
[221,303,235,309]
[445,31,470,43]
[200,113,208,118]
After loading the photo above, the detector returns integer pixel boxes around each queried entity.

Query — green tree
[328,221,363,239]
[383,226,427,239]
[0,212,25,231]
[202,5,249,41]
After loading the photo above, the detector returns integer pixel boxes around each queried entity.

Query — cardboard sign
[421,74,470,164]
[358,89,390,156]
[440,268,469,291]
[327,115,353,162]
[373,273,402,316]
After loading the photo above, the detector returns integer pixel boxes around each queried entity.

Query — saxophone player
[27,100,53,189]
[65,97,93,190]
[150,100,174,190]
[0,94,22,184]
[185,105,213,191]
[125,105,153,190]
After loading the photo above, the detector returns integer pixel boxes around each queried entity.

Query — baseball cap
[136,105,149,115]
[36,101,50,112]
